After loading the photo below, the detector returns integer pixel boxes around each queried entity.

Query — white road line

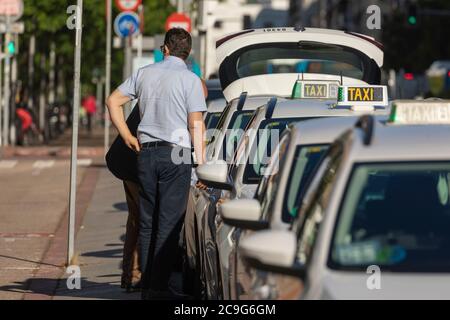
[77,158,92,167]
[32,160,55,176]
[0,160,18,169]
[32,160,55,169]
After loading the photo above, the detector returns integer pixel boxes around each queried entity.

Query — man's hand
[196,181,208,190]
[125,135,141,153]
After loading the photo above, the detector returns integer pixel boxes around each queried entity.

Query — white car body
[241,101,450,299]
[218,101,389,299]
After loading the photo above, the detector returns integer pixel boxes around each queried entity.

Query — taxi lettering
[304,84,327,98]
[348,87,374,101]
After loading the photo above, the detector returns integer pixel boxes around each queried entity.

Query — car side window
[293,132,348,265]
[257,132,291,222]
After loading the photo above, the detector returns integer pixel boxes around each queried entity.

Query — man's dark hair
[164,28,192,60]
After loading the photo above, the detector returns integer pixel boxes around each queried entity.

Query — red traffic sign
[165,13,191,33]
[0,0,23,22]
[115,0,142,12]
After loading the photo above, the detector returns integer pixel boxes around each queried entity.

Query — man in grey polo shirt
[106,28,207,299]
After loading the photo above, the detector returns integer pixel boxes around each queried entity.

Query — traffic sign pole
[105,0,112,155]
[3,16,11,146]
[67,0,83,266]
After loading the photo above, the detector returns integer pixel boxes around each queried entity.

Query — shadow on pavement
[0,278,140,300]
[81,248,123,259]
[113,202,128,212]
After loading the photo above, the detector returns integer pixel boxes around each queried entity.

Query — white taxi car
[198,85,389,299]
[187,26,385,299]
[219,88,390,299]
[240,100,450,299]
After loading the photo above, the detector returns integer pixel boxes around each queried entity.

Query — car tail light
[404,73,414,80]
[216,30,255,48]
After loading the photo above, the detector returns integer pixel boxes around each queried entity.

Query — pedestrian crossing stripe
[77,159,93,167]
[0,160,18,169]
[32,160,55,169]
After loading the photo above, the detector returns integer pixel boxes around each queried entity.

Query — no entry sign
[165,13,191,33]
[115,0,142,12]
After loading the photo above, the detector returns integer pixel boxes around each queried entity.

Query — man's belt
[141,141,179,149]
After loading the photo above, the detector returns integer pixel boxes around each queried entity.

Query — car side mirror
[240,229,305,279]
[196,161,233,191]
[220,199,268,230]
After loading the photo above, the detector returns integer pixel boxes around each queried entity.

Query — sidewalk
[53,168,140,300]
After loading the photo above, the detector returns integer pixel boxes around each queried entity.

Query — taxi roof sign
[336,85,388,108]
[389,100,450,125]
[291,80,339,99]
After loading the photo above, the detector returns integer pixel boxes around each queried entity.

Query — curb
[23,166,101,300]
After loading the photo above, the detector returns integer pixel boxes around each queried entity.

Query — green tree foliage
[19,0,174,103]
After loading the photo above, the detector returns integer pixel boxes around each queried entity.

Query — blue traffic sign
[114,12,140,38]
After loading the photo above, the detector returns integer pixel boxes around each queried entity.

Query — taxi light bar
[290,80,340,99]
[335,85,388,108]
[389,100,450,125]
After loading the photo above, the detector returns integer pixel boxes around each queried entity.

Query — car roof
[348,122,450,162]
[207,98,227,113]
[229,95,283,111]
[270,99,389,119]
[290,117,360,145]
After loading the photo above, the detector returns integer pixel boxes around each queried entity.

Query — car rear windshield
[282,144,329,224]
[236,42,367,81]
[329,162,450,272]
[243,118,308,184]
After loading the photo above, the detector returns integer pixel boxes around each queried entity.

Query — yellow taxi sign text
[389,100,450,125]
[336,85,388,108]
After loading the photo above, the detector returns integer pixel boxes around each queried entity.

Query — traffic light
[7,41,16,55]
[407,4,418,26]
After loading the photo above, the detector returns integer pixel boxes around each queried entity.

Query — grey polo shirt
[118,56,207,149]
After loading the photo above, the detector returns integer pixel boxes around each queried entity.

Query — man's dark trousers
[138,144,191,294]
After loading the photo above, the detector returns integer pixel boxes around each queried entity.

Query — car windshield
[330,162,450,272]
[236,43,366,80]
[282,145,329,223]
[221,110,254,162]
[205,112,221,130]
[205,112,222,144]
[243,118,307,184]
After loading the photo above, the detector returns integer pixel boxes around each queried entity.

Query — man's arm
[188,112,206,165]
[106,89,141,153]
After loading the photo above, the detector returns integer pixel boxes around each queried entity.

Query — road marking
[0,233,55,238]
[32,160,55,169]
[32,160,55,176]
[0,160,18,169]
[0,267,40,270]
[77,158,92,167]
